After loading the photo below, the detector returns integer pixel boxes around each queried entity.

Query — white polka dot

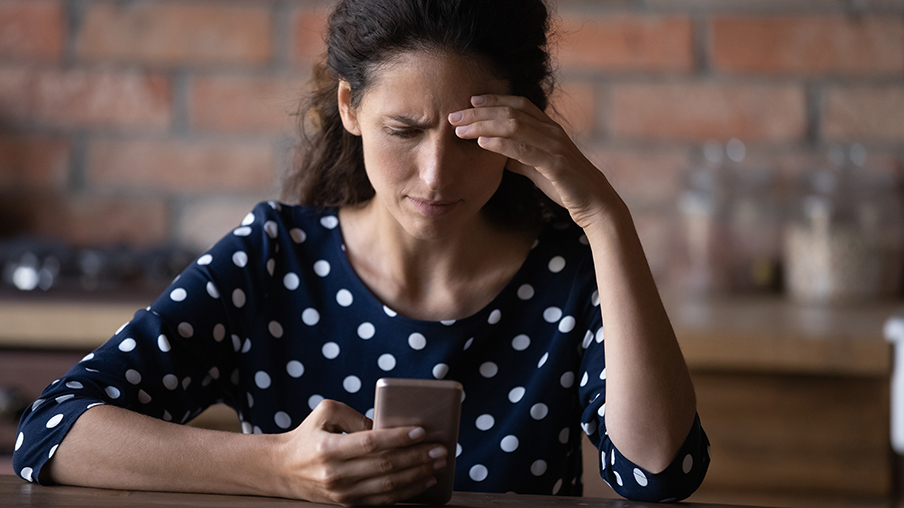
[80,352,94,362]
[548,256,566,273]
[433,363,449,379]
[322,342,340,359]
[469,464,488,482]
[508,386,525,403]
[378,354,396,371]
[197,254,213,265]
[20,467,33,482]
[230,335,240,352]
[287,360,304,378]
[15,432,23,451]
[560,371,575,388]
[46,414,64,428]
[313,260,331,277]
[206,281,220,298]
[479,362,498,378]
[464,337,474,350]
[232,288,246,308]
[476,414,495,431]
[633,468,648,486]
[537,352,549,368]
[582,420,598,436]
[284,273,300,291]
[440,319,456,326]
[302,308,320,326]
[343,375,362,393]
[255,371,271,389]
[241,338,252,353]
[596,327,605,343]
[308,394,324,410]
[267,259,275,276]
[591,290,600,306]
[241,421,252,434]
[517,284,535,300]
[365,408,374,419]
[383,305,397,317]
[357,322,375,339]
[598,403,606,418]
[233,226,252,237]
[232,251,248,268]
[487,309,502,325]
[56,394,74,403]
[336,289,353,306]
[543,307,562,323]
[268,321,284,338]
[456,443,462,457]
[500,435,519,452]
[157,334,170,352]
[408,333,427,350]
[558,316,576,333]
[65,380,83,390]
[213,324,225,342]
[115,322,129,335]
[49,444,58,459]
[104,386,121,399]
[290,228,306,243]
[530,403,548,420]
[163,374,178,390]
[553,478,563,495]
[580,372,589,387]
[531,460,548,476]
[682,454,693,474]
[512,334,530,351]
[170,288,187,302]
[614,471,623,487]
[273,411,291,429]
[242,212,255,226]
[177,322,193,338]
[600,368,607,380]
[320,215,339,229]
[582,330,594,349]
[125,369,141,384]
[558,427,570,444]
[118,338,136,352]
[264,221,278,239]
[138,390,151,404]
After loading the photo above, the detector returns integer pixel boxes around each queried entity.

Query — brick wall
[1,0,902,281]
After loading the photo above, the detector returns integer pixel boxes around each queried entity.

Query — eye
[386,128,420,139]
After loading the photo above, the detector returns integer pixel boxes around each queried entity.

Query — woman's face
[338,50,510,240]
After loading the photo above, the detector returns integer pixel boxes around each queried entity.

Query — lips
[407,197,459,217]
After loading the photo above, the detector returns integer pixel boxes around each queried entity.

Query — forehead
[358,50,509,115]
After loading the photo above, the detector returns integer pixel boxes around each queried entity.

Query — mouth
[407,197,460,217]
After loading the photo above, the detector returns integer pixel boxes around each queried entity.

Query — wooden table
[0,475,766,508]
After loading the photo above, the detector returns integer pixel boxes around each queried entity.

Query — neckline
[325,207,547,328]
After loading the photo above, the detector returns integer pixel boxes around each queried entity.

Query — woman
[13,0,709,504]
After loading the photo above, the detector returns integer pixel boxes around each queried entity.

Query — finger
[335,460,444,506]
[320,426,430,462]
[470,94,548,121]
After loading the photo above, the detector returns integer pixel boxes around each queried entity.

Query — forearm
[46,405,285,498]
[584,202,697,473]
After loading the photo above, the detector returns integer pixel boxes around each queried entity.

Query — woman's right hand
[273,399,447,506]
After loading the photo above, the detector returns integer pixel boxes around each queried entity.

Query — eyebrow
[386,115,433,129]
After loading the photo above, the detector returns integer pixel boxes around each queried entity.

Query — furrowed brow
[387,115,432,129]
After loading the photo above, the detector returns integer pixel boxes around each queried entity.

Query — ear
[337,81,362,136]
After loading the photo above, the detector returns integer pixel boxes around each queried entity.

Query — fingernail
[434,459,447,471]
[455,125,469,136]
[449,111,463,123]
[426,477,438,489]
[409,427,426,440]
[428,446,447,459]
[472,95,486,105]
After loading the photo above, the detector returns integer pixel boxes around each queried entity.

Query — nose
[419,134,458,192]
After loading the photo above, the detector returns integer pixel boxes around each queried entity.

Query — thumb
[312,399,373,434]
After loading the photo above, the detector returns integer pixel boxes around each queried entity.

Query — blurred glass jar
[783,151,904,303]
[726,166,782,292]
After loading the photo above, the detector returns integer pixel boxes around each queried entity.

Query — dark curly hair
[283,0,564,228]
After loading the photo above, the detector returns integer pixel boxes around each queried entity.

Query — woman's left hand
[449,94,620,228]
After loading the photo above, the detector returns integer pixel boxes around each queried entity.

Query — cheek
[360,136,408,189]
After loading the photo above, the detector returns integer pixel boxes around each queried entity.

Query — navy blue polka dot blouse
[13,202,709,502]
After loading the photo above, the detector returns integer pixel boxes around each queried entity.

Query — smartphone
[373,378,463,505]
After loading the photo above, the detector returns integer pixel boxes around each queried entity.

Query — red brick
[712,16,904,75]
[87,139,276,193]
[549,81,598,138]
[292,10,329,66]
[822,86,904,142]
[611,83,806,142]
[0,0,64,60]
[190,75,309,133]
[556,15,694,72]
[1,192,169,246]
[0,135,70,190]
[76,3,272,66]
[585,147,691,205]
[0,67,171,128]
